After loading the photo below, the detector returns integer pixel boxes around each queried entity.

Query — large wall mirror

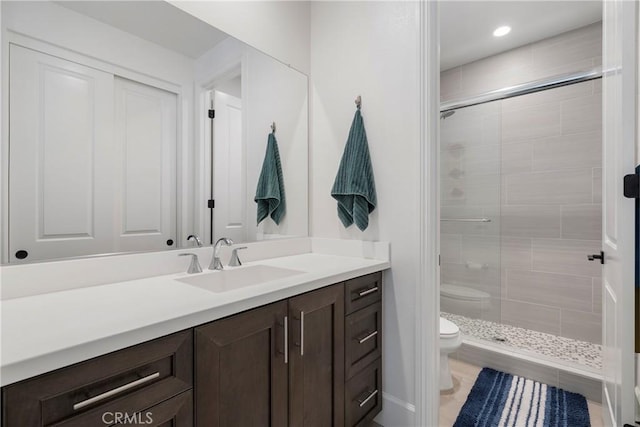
[1,1,309,264]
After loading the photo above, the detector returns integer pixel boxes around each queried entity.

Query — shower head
[440,110,455,120]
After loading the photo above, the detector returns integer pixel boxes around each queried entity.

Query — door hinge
[208,109,215,119]
[208,199,215,209]
[624,173,640,198]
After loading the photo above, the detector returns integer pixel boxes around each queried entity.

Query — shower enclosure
[439,72,603,373]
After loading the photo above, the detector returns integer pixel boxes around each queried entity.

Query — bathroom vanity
[1,247,387,427]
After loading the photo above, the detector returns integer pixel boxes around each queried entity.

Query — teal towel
[331,109,377,231]
[255,132,286,225]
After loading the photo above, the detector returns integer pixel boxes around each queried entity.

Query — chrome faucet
[229,246,248,267]
[187,234,203,247]
[209,237,234,270]
[179,253,203,274]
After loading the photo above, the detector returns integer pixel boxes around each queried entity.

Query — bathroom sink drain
[493,337,507,342]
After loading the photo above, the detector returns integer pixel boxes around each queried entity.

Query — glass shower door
[440,101,502,325]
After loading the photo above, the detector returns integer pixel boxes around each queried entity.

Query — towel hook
[355,95,362,110]
[271,122,276,133]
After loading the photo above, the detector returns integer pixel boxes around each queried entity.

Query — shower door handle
[587,251,605,264]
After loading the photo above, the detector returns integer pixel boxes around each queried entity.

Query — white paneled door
[114,77,177,252]
[9,44,115,262]
[212,90,246,243]
[9,45,177,262]
[601,1,637,425]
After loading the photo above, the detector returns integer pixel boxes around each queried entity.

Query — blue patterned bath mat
[454,368,591,427]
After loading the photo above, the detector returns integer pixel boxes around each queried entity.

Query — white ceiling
[440,1,602,70]
[56,1,229,59]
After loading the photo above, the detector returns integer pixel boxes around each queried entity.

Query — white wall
[310,2,421,424]
[169,0,310,75]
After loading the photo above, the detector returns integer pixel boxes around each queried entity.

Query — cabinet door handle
[358,286,378,297]
[72,372,160,410]
[284,315,289,364]
[300,311,305,356]
[357,389,379,407]
[358,330,378,344]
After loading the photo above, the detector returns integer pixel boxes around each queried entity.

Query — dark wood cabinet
[2,330,192,427]
[194,300,288,427]
[289,284,345,427]
[195,284,345,427]
[2,272,384,427]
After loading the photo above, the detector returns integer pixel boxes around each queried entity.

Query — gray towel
[255,132,286,225]
[331,109,377,231]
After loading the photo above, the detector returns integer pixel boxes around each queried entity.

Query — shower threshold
[441,312,602,375]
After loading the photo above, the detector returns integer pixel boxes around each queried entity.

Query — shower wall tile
[531,131,601,172]
[501,103,562,143]
[562,94,602,135]
[441,262,501,298]
[501,299,561,335]
[501,142,532,175]
[592,278,602,314]
[501,80,593,111]
[592,168,602,203]
[531,238,602,278]
[505,169,593,205]
[531,23,602,74]
[441,67,462,100]
[560,309,602,344]
[441,234,461,264]
[441,22,602,102]
[561,204,602,240]
[506,269,593,312]
[501,205,562,238]
[500,237,532,270]
[460,235,500,267]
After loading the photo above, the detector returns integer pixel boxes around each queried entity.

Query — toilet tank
[440,283,491,319]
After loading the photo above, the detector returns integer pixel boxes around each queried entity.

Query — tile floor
[438,358,604,427]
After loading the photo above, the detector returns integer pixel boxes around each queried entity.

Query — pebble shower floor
[441,312,602,371]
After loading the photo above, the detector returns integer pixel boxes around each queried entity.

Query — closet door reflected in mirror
[9,45,177,263]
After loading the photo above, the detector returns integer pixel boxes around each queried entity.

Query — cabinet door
[289,284,345,427]
[195,301,288,427]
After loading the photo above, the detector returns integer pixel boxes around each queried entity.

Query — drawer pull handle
[284,316,289,364]
[72,372,160,410]
[358,286,378,297]
[358,330,378,344]
[300,311,305,356]
[357,389,379,407]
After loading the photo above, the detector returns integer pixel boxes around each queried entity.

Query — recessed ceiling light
[493,26,511,37]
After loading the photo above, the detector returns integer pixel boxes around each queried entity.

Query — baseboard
[373,392,416,426]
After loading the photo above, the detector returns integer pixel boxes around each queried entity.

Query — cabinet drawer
[345,273,382,315]
[345,358,382,427]
[2,330,192,427]
[345,303,382,380]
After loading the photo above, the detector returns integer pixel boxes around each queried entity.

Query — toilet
[439,316,462,391]
[439,283,491,390]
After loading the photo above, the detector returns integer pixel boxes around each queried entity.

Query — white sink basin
[176,265,305,293]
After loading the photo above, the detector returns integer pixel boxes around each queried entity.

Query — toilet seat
[440,317,459,337]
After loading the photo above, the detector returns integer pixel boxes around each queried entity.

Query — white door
[9,44,115,262]
[601,1,637,425]
[114,77,177,252]
[212,90,246,243]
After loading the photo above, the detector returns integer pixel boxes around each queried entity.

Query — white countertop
[1,252,389,386]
